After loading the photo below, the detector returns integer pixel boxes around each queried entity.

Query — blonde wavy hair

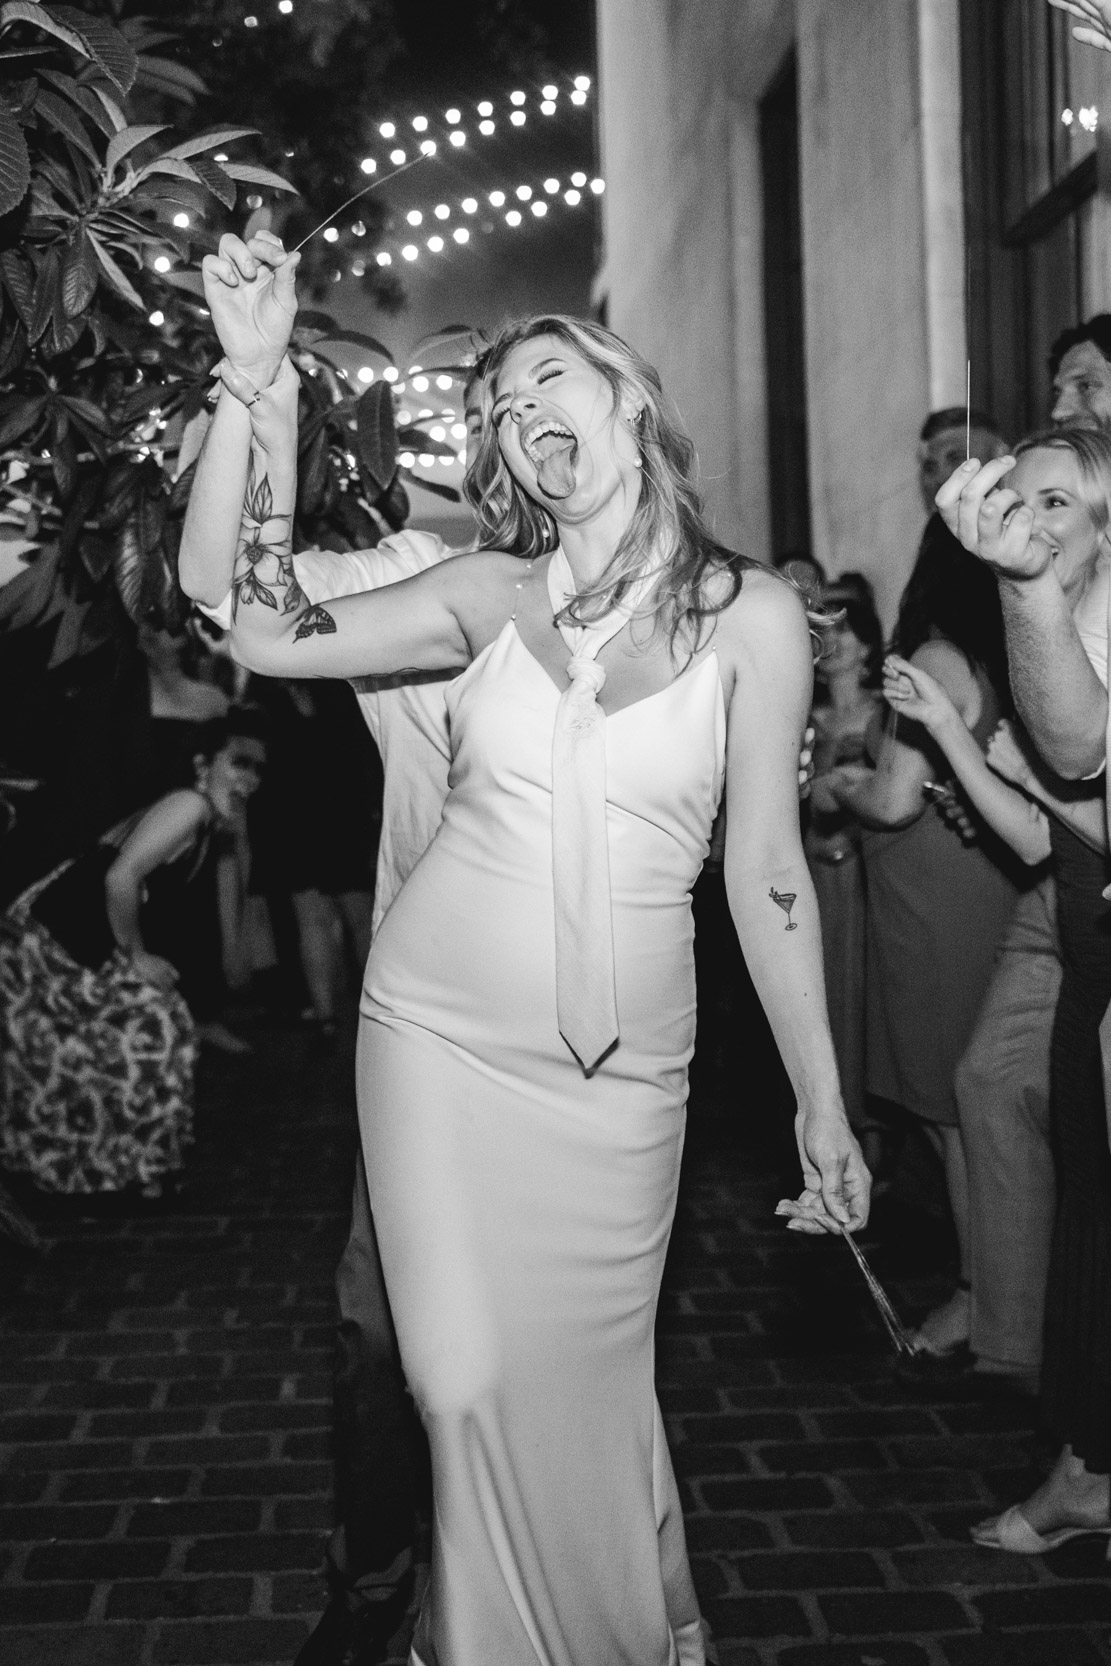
[1012,426,1111,537]
[464,314,762,653]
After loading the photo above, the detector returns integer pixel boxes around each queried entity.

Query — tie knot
[567,656,606,695]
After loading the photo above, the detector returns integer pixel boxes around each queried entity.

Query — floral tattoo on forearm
[232,455,336,640]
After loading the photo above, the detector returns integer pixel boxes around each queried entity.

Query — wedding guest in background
[815,516,1024,1357]
[939,415,1111,1551]
[806,584,883,1137]
[0,712,265,1205]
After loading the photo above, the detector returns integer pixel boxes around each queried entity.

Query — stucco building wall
[596,0,966,628]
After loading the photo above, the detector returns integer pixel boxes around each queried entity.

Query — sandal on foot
[971,1503,1111,1554]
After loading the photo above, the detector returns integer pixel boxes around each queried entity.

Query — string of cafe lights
[318,171,604,274]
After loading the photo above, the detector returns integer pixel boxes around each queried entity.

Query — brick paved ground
[2,1015,1110,1666]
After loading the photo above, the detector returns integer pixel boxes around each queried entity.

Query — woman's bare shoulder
[716,564,811,654]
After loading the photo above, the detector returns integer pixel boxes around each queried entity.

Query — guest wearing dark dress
[813,517,1026,1357]
[0,714,265,1199]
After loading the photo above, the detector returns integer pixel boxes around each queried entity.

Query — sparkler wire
[290,153,431,253]
[838,1224,916,1357]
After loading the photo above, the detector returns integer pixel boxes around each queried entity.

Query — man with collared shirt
[200,362,487,1666]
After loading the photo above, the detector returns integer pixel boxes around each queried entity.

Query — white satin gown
[358,612,726,1666]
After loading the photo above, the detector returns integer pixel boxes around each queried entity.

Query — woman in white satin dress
[181,231,870,1666]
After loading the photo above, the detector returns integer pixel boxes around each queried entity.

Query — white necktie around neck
[546,548,659,1073]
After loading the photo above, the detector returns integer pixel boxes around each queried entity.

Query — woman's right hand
[986,718,1035,790]
[127,949,180,992]
[882,653,959,735]
[201,230,300,390]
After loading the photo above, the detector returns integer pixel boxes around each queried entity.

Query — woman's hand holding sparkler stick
[202,230,300,395]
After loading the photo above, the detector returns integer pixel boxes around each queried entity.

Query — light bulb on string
[153,255,172,272]
[173,211,190,227]
[449,131,466,147]
[510,91,526,105]
[390,149,406,164]
[574,75,591,90]
[376,251,391,265]
[436,375,453,390]
[380,122,396,138]
[510,111,526,126]
[542,84,558,99]
[506,210,522,226]
[564,189,581,205]
[541,101,556,115]
[590,178,605,194]
[570,91,587,105]
[516,184,532,200]
[479,120,495,136]
[571,171,587,187]
[383,367,398,382]
[420,140,437,155]
[323,226,339,242]
[531,201,547,216]
[148,310,164,327]
[412,375,429,390]
[360,158,376,174]
[279,0,292,10]
[402,244,418,261]
[352,221,366,237]
[412,116,428,132]
[357,366,374,383]
[489,190,505,206]
[428,236,444,252]
[451,422,466,439]
[407,210,422,225]
[434,204,450,219]
[400,451,415,467]
[477,101,493,117]
[462,197,478,213]
[431,425,446,440]
[544,178,559,193]
[446,108,461,124]
[453,228,469,243]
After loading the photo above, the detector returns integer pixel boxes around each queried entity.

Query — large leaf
[0,393,45,447]
[188,154,235,210]
[355,379,398,495]
[46,6,138,94]
[40,69,117,138]
[299,425,331,515]
[0,247,34,328]
[132,55,207,103]
[131,155,204,189]
[221,162,298,195]
[33,86,100,166]
[163,126,256,161]
[402,471,461,503]
[110,518,143,623]
[105,122,167,177]
[0,98,30,216]
[89,85,126,135]
[377,472,410,532]
[86,229,143,309]
[27,248,58,344]
[60,232,96,317]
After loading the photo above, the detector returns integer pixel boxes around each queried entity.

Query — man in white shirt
[200,362,487,1666]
